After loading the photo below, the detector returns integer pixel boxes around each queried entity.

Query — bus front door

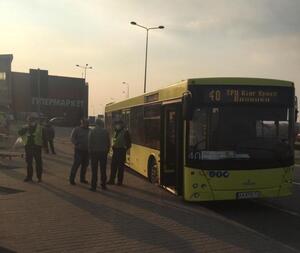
[161,103,183,194]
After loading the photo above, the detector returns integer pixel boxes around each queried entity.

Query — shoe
[38,178,42,183]
[107,180,115,185]
[24,177,32,182]
[89,188,96,192]
[80,179,89,184]
[101,184,107,190]
[70,181,76,185]
[117,182,123,186]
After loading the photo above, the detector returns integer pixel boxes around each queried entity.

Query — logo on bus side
[208,171,230,178]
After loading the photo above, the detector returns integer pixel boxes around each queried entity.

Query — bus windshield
[187,106,294,169]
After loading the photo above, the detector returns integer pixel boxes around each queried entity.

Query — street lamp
[130,21,164,93]
[75,63,93,81]
[122,81,129,98]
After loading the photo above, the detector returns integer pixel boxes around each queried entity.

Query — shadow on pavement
[0,186,24,195]
[0,246,16,253]
[39,181,295,253]
[39,182,198,253]
[195,200,300,251]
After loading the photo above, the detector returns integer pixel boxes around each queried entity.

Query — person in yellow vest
[107,120,131,186]
[18,116,44,182]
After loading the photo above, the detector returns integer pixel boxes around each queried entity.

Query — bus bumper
[183,167,294,202]
[184,186,293,202]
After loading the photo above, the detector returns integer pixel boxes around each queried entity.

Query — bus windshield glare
[187,106,294,169]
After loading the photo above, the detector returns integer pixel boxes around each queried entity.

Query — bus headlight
[192,183,198,189]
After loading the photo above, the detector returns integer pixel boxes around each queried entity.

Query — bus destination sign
[197,86,293,105]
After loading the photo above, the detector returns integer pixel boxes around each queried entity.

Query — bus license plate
[236,191,260,199]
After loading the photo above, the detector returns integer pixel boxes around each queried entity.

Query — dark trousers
[90,151,108,189]
[69,149,89,182]
[44,139,55,154]
[25,145,43,180]
[109,148,126,184]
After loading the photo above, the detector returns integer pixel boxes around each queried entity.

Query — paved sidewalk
[0,137,297,253]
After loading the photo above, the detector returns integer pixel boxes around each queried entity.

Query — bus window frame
[185,104,295,170]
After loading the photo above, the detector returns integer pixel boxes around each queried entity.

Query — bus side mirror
[182,92,193,120]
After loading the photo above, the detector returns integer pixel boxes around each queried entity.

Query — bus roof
[105,77,294,112]
[106,79,188,112]
[188,77,294,87]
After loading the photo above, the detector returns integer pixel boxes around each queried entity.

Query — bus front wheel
[148,158,158,184]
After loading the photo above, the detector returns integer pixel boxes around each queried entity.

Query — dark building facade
[0,54,88,125]
[0,54,13,112]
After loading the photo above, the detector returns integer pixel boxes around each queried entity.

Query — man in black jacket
[69,119,89,185]
[43,120,56,154]
[89,118,110,191]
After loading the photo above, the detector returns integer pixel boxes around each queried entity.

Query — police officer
[107,120,131,186]
[69,118,90,185]
[18,116,43,182]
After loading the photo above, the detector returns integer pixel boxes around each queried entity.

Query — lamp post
[130,21,164,93]
[122,81,129,98]
[76,64,93,82]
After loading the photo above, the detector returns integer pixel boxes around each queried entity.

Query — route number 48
[209,90,221,102]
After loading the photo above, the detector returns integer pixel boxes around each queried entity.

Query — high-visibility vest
[21,125,43,146]
[113,129,126,149]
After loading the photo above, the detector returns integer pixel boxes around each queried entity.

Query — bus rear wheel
[148,158,158,184]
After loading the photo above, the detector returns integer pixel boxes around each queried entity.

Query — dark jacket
[71,126,89,150]
[43,124,55,141]
[88,126,110,153]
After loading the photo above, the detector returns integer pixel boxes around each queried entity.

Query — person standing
[89,118,110,191]
[69,119,89,185]
[107,120,131,186]
[43,120,56,154]
[18,116,43,182]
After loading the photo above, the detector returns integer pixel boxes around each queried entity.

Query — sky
[1,0,300,115]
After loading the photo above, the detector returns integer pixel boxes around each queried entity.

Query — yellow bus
[105,78,296,201]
